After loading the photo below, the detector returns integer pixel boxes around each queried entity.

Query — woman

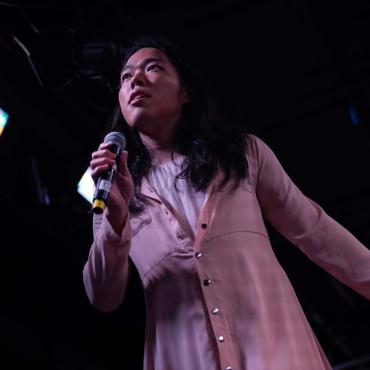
[83,35,370,370]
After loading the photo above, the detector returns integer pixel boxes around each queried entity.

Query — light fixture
[0,107,9,137]
[77,167,94,204]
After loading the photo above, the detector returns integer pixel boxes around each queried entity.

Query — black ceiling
[0,1,370,369]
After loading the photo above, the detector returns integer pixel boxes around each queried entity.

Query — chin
[129,117,154,135]
[130,112,147,124]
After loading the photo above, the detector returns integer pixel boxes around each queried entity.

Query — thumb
[117,150,130,176]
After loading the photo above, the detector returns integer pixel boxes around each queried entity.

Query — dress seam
[204,230,268,244]
[142,250,179,280]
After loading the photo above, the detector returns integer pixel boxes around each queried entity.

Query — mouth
[130,92,150,104]
[131,95,147,103]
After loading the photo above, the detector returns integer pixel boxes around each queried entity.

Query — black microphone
[92,131,126,214]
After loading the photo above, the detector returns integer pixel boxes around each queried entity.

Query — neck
[146,146,184,166]
[139,132,172,150]
[137,113,181,150]
[139,134,181,166]
[137,118,181,165]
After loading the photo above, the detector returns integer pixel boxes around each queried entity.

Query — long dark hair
[107,35,249,214]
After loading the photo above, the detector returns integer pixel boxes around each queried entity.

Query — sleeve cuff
[99,213,131,245]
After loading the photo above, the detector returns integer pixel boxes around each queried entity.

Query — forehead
[123,47,172,69]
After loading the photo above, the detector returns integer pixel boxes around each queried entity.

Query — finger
[91,148,116,160]
[91,164,110,183]
[98,142,112,150]
[117,151,130,175]
[90,157,116,169]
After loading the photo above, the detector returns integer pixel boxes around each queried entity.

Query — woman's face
[118,47,187,139]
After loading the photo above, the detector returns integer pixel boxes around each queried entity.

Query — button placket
[163,206,188,244]
[197,266,234,368]
[199,286,231,368]
[196,200,234,369]
[194,211,233,367]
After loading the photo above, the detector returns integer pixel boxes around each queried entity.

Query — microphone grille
[103,131,126,151]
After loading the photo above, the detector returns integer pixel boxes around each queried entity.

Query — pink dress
[83,135,370,370]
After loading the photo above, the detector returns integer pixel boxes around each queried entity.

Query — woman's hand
[90,142,134,235]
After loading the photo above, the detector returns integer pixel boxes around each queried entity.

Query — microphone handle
[92,143,121,214]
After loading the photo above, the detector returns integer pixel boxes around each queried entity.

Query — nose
[130,68,146,89]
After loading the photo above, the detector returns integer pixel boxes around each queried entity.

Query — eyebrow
[121,57,165,77]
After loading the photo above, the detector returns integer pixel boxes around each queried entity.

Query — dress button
[212,307,219,315]
[203,279,211,286]
[195,252,203,258]
[201,222,208,229]
[218,335,224,342]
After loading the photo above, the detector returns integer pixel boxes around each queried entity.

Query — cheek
[118,88,130,114]
[159,82,184,105]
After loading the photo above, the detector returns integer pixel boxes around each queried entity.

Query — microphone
[92,131,126,214]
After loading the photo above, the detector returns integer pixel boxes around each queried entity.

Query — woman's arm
[249,135,370,300]
[83,143,134,312]
[83,213,132,312]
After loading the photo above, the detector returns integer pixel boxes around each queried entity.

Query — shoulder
[243,134,286,188]
[245,134,276,162]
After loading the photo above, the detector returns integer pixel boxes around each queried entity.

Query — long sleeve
[250,135,370,300]
[82,213,132,312]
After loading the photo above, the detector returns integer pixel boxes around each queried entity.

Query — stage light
[0,107,9,137]
[348,104,360,125]
[77,167,94,204]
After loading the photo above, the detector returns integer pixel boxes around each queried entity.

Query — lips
[129,90,150,104]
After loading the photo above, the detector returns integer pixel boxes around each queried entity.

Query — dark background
[0,0,370,369]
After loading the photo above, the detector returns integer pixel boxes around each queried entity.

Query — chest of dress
[128,182,269,282]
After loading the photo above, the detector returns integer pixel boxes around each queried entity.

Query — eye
[146,64,162,72]
[121,73,131,82]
